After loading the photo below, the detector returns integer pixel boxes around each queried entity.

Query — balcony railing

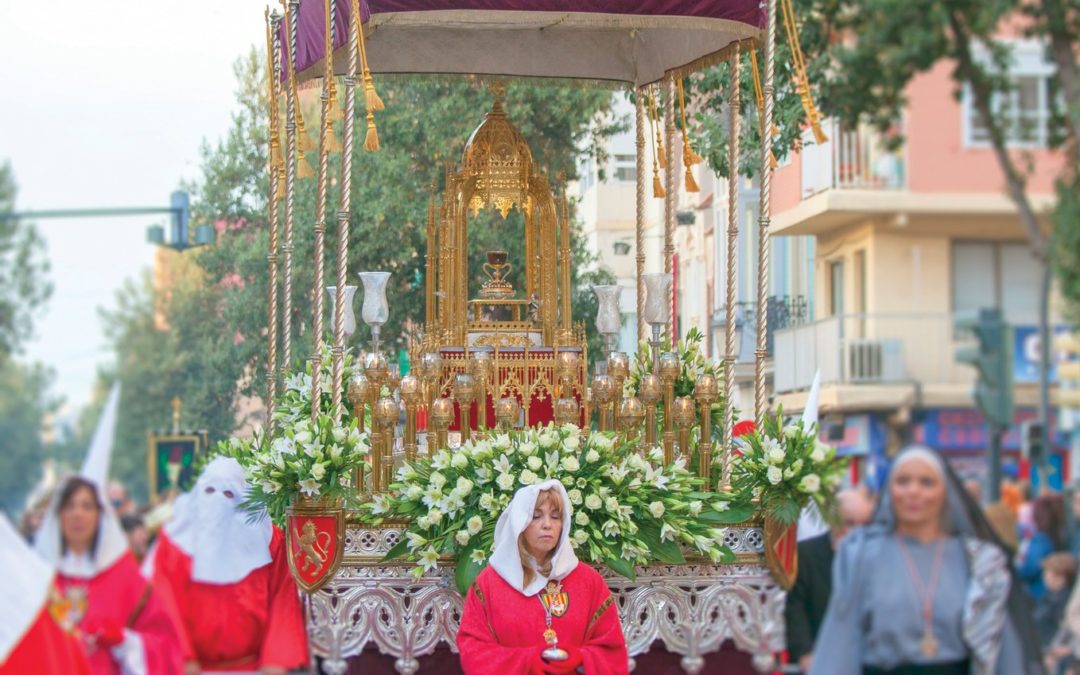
[773,313,978,393]
[713,295,810,361]
[800,119,906,197]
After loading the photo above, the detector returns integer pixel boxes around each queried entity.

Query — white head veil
[489,479,579,596]
[0,513,55,663]
[164,456,272,584]
[34,383,129,578]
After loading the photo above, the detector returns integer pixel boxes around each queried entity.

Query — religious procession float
[217,1,847,672]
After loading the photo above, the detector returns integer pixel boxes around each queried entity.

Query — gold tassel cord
[677,79,704,166]
[351,0,384,152]
[364,111,380,151]
[647,91,665,199]
[281,1,317,162]
[322,0,341,153]
[750,50,778,170]
[264,9,285,178]
[780,0,827,144]
[649,87,667,169]
[676,78,701,192]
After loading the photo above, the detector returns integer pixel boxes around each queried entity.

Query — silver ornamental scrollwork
[309,526,784,675]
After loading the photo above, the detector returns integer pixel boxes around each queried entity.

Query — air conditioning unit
[845,339,905,383]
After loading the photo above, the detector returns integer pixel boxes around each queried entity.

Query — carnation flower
[405,485,423,500]
[567,489,583,505]
[496,473,515,491]
[800,474,821,494]
[455,530,471,546]
[766,446,786,465]
[455,477,474,495]
[688,500,703,516]
[520,469,539,485]
[572,529,589,546]
[810,446,826,463]
[427,508,443,525]
[585,495,603,511]
[575,512,589,526]
[767,466,783,485]
[539,432,555,448]
[467,515,483,535]
[451,453,469,470]
[519,441,537,456]
[563,435,580,450]
[605,496,619,512]
[648,501,665,518]
[561,456,580,473]
[585,449,600,463]
[430,472,447,489]
[479,493,495,511]
[311,462,327,481]
[527,456,543,471]
[493,435,511,450]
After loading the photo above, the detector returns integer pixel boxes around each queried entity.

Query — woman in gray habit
[809,446,1044,675]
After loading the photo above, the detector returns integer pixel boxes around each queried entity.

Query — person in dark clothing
[785,488,874,673]
[1037,552,1078,647]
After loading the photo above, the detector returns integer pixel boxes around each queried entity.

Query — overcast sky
[1,0,268,412]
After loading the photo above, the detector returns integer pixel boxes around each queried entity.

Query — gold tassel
[677,79,704,166]
[781,0,827,145]
[327,84,344,122]
[364,112,380,152]
[297,152,315,179]
[277,171,286,195]
[324,124,342,154]
[657,135,667,169]
[652,171,665,198]
[297,111,316,153]
[684,166,700,193]
[363,74,384,111]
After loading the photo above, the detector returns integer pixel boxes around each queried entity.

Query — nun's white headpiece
[34,383,130,578]
[489,479,579,597]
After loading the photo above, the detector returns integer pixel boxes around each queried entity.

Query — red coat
[152,528,309,671]
[0,604,93,675]
[457,563,629,675]
[55,552,185,675]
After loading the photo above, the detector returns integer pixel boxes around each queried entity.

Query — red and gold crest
[540,580,569,617]
[286,496,345,593]
[763,517,799,590]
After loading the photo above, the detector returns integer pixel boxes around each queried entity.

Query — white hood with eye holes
[165,457,273,584]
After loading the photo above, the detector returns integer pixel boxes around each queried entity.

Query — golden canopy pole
[265,10,284,429]
[755,0,778,425]
[308,0,338,425]
[559,191,572,336]
[425,180,436,328]
[331,0,361,422]
[722,46,742,489]
[281,0,302,377]
[663,77,678,343]
[635,89,647,344]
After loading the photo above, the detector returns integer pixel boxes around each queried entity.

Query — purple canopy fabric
[282,0,763,87]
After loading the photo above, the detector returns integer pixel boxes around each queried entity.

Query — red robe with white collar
[457,563,629,674]
[55,552,185,675]
[151,527,308,672]
[0,603,92,675]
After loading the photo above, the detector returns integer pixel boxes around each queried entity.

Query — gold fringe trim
[684,165,700,193]
[364,112,380,152]
[586,596,615,633]
[297,152,315,179]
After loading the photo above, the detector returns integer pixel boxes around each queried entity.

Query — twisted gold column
[331,7,359,422]
[308,0,336,425]
[281,0,300,377]
[723,47,742,489]
[755,0,778,426]
[635,89,647,344]
[663,77,678,342]
[265,10,284,429]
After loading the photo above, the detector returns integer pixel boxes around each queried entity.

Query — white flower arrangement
[364,424,746,593]
[728,408,848,526]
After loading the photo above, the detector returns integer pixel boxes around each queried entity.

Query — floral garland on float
[362,423,754,594]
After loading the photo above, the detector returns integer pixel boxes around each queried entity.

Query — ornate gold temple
[424,84,579,351]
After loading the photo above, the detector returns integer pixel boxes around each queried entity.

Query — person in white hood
[457,479,628,674]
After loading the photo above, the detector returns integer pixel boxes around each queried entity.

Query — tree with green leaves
[94,50,620,498]
[0,162,52,361]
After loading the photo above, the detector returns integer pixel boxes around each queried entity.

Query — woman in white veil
[810,446,1044,675]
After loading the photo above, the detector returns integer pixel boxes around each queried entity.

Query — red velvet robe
[152,528,309,671]
[457,564,629,675]
[55,551,185,675]
[0,605,93,675]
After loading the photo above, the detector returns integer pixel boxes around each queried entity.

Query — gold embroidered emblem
[540,580,569,617]
[49,585,87,633]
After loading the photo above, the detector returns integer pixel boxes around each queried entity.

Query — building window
[612,154,637,182]
[578,155,594,191]
[963,40,1055,148]
[952,240,1040,324]
[829,260,844,316]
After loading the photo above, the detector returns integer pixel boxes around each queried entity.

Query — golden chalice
[480,250,514,299]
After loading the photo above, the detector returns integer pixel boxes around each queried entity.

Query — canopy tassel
[352,0,384,151]
[781,0,827,144]
[750,50,778,170]
[647,90,665,198]
[364,111,380,152]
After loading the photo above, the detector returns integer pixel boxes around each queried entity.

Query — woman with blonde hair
[457,479,628,674]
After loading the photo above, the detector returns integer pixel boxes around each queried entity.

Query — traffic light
[955,308,1014,428]
[1021,420,1044,461]
[170,190,190,244]
[1056,332,1080,408]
